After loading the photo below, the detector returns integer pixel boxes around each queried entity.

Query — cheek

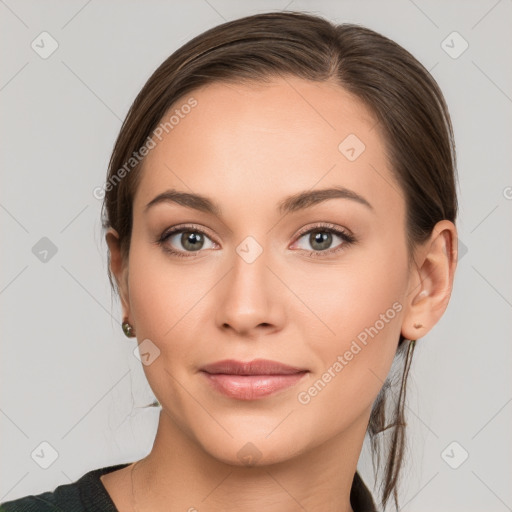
[126,239,218,381]
[127,257,170,340]
[294,247,406,342]
[127,238,204,340]
[293,249,407,414]
[125,243,202,417]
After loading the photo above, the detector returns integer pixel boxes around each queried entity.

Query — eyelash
[156,222,356,259]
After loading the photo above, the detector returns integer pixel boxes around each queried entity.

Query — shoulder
[0,493,64,512]
[0,463,131,512]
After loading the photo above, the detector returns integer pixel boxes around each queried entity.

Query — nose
[215,244,286,339]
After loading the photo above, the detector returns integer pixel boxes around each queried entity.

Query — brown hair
[101,11,458,510]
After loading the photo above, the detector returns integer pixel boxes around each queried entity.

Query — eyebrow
[144,186,374,216]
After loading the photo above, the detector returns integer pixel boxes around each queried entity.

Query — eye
[292,223,356,258]
[157,224,217,258]
[156,222,356,259]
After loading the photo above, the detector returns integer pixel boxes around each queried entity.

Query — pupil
[311,231,331,251]
[182,232,203,251]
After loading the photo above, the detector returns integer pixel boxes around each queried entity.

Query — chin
[199,433,306,468]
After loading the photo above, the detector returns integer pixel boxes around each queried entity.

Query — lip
[200,358,307,375]
[200,359,309,400]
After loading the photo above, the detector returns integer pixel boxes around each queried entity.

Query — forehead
[133,76,403,219]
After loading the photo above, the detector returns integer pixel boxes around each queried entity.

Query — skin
[103,76,457,512]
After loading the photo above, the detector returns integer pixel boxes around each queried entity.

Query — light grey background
[1,1,511,510]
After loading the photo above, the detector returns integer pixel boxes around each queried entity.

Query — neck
[132,409,369,512]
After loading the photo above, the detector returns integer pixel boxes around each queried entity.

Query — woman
[0,10,458,512]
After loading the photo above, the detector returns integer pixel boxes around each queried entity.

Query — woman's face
[119,77,414,465]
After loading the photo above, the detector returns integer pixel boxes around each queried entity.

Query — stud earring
[122,320,136,338]
[413,322,423,329]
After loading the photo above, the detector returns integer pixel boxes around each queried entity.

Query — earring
[122,320,136,338]
[413,322,423,329]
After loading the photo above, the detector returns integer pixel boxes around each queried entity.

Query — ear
[105,228,131,322]
[401,220,458,341]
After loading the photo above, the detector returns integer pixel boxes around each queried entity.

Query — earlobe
[401,220,458,341]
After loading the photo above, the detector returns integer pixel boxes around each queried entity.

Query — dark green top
[0,463,377,511]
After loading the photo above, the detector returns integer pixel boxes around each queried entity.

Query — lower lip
[201,372,307,400]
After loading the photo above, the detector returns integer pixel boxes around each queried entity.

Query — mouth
[199,359,309,400]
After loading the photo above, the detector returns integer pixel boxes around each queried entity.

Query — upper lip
[200,359,308,375]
